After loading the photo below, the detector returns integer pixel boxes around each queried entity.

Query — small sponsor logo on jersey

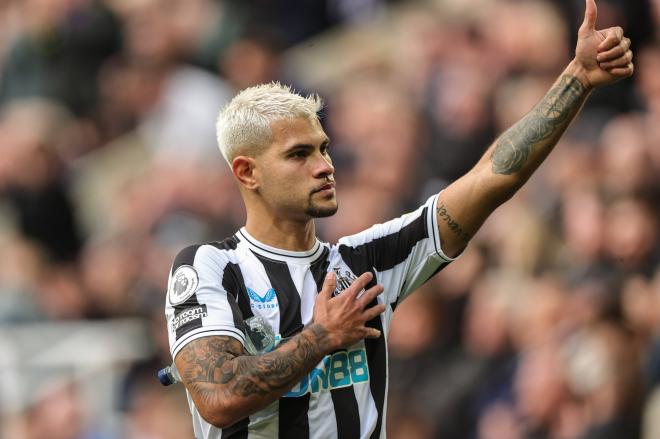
[172,305,207,331]
[169,265,199,305]
[283,347,369,397]
[247,287,279,310]
[333,268,358,297]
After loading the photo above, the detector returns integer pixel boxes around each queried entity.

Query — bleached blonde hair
[216,82,323,166]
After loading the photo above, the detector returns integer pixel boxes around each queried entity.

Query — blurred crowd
[0,0,658,438]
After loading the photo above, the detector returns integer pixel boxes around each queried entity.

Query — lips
[313,182,335,193]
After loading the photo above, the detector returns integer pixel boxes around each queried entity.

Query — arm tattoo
[178,324,330,404]
[437,202,470,242]
[491,74,586,175]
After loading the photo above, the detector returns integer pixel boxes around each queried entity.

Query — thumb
[580,0,597,33]
[319,271,337,300]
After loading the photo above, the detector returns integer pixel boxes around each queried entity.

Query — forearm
[436,3,635,258]
[483,62,591,191]
[177,324,332,428]
[435,63,592,257]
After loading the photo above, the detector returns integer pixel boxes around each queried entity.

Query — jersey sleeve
[165,244,246,360]
[337,193,458,305]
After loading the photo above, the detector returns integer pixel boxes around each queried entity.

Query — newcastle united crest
[333,267,358,297]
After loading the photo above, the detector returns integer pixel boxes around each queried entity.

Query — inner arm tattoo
[491,74,587,175]
[437,202,470,242]
[177,324,330,405]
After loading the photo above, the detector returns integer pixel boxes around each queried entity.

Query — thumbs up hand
[572,0,634,89]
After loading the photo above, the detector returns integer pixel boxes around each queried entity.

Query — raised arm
[175,272,385,428]
[436,0,634,257]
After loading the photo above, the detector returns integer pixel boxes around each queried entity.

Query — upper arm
[175,335,247,426]
[437,157,518,258]
[164,245,250,426]
[166,245,247,361]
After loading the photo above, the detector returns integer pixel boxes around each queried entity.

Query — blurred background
[0,0,658,438]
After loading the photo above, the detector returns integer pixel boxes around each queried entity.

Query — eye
[289,150,308,159]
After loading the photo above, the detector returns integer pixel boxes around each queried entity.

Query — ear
[232,156,260,190]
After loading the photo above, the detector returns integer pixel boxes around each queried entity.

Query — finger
[318,271,336,300]
[599,50,633,69]
[364,327,382,339]
[343,271,373,300]
[609,63,634,77]
[357,284,384,308]
[597,37,630,62]
[598,27,624,52]
[580,0,597,33]
[362,303,387,322]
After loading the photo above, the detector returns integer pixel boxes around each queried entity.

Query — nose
[312,151,334,178]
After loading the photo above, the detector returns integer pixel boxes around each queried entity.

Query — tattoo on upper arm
[177,325,329,403]
[437,202,470,242]
[491,74,586,175]
[178,336,243,385]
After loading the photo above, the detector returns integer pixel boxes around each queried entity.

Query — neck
[244,210,317,252]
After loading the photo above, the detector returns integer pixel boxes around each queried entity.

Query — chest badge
[333,268,358,297]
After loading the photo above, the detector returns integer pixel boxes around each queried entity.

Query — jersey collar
[237,227,325,264]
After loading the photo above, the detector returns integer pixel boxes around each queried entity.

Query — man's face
[254,117,337,219]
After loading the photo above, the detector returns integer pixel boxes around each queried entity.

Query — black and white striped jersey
[165,194,456,439]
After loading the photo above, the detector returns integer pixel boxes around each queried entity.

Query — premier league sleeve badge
[169,265,199,305]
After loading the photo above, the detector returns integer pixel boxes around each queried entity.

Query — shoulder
[170,235,242,273]
[335,195,436,248]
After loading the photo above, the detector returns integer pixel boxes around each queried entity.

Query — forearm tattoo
[491,74,586,175]
[178,324,330,404]
[437,202,470,242]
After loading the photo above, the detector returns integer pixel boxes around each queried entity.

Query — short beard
[305,203,338,218]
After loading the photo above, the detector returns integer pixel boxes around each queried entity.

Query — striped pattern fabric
[165,194,456,439]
